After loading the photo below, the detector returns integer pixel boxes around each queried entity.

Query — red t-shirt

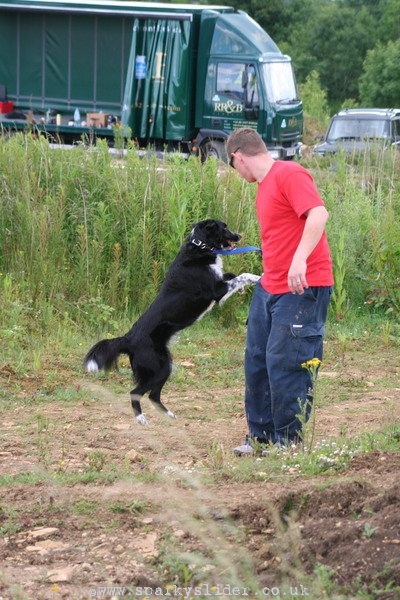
[256,161,334,294]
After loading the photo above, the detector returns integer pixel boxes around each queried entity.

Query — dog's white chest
[194,257,223,323]
[209,255,224,280]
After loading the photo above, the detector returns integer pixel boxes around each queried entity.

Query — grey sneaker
[233,435,253,456]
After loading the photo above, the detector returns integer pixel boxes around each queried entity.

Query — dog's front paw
[242,273,261,284]
[237,274,261,294]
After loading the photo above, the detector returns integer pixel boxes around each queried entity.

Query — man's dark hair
[226,128,268,158]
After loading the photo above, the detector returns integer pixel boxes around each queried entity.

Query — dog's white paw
[167,410,177,420]
[242,273,261,284]
[136,414,148,426]
[86,359,99,372]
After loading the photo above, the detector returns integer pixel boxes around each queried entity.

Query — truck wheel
[200,139,227,163]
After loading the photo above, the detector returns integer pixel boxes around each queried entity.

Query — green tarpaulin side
[122,19,191,140]
[45,15,69,101]
[0,11,134,112]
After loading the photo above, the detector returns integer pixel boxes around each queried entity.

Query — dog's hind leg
[147,351,176,420]
[148,385,176,420]
[131,385,175,424]
[130,351,174,424]
[130,387,148,425]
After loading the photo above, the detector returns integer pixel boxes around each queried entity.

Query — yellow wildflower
[301,358,322,369]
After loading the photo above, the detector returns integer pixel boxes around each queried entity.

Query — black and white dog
[84,219,260,425]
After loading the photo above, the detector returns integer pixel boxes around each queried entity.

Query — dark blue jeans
[244,281,333,446]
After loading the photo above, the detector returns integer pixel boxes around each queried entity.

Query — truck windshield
[327,118,390,141]
[262,62,298,104]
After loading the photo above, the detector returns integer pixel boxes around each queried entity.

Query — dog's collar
[191,237,214,252]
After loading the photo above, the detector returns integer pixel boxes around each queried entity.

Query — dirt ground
[0,343,400,600]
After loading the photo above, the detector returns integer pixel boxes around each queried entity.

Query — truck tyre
[200,139,227,163]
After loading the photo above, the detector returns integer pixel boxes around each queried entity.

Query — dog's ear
[204,220,218,232]
[205,220,226,231]
[191,220,206,231]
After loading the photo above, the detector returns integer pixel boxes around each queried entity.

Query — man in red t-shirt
[226,128,334,454]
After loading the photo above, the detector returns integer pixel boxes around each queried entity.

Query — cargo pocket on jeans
[286,322,325,371]
[290,323,325,339]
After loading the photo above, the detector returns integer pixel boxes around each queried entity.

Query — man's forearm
[295,206,329,261]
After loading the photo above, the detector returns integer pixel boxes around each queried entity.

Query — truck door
[203,60,260,133]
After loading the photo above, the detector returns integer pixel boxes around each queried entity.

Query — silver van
[313,108,400,156]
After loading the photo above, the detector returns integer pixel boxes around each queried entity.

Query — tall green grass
[304,145,400,322]
[0,134,258,333]
[1,133,400,340]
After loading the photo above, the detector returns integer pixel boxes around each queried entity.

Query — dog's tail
[84,336,130,373]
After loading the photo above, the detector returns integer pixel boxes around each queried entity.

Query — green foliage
[73,498,99,515]
[298,71,330,126]
[340,98,360,110]
[0,134,260,334]
[306,146,400,317]
[86,450,108,472]
[298,70,330,143]
[276,0,377,109]
[36,413,52,468]
[330,232,350,321]
[1,134,400,342]
[362,523,379,538]
[307,4,376,108]
[359,39,400,106]
[368,200,400,316]
[298,358,322,452]
[375,0,400,44]
[108,499,147,515]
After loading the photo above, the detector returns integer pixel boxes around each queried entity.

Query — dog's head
[190,219,241,251]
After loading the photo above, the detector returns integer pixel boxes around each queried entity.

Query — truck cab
[194,11,303,161]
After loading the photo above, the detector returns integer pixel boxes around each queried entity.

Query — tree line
[192,0,400,113]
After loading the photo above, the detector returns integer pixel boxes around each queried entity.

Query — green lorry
[0,0,303,160]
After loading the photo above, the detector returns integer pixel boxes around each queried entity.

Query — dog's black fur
[84,219,260,424]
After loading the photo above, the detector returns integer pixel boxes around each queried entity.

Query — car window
[327,118,389,141]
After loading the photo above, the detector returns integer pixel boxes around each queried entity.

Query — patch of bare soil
[0,352,399,599]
